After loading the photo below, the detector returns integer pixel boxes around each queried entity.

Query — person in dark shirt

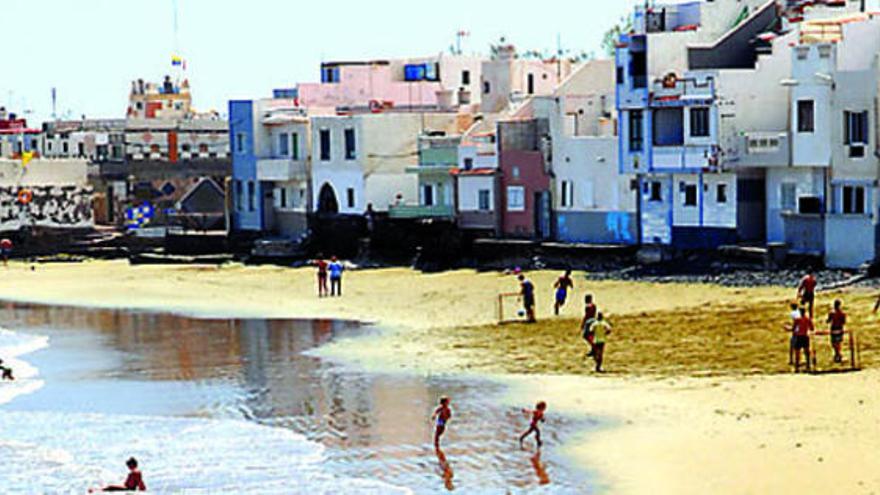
[0,358,13,381]
[91,457,146,492]
[519,274,536,323]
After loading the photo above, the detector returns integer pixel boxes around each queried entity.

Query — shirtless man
[431,397,453,449]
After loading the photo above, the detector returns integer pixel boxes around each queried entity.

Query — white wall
[458,175,494,212]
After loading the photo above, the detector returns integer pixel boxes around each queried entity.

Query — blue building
[229,97,310,240]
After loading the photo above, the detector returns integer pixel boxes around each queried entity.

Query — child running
[553,270,574,316]
[590,313,612,373]
[825,300,847,364]
[797,271,818,319]
[519,401,547,449]
[580,295,598,357]
[431,396,453,449]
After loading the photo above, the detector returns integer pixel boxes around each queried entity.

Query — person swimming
[90,457,146,492]
[0,359,14,381]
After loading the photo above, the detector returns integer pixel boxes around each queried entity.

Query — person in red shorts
[0,238,12,268]
[313,255,329,297]
[825,299,847,364]
[91,457,146,492]
[797,271,818,319]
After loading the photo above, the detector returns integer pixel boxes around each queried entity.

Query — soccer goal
[497,292,524,325]
[808,329,862,374]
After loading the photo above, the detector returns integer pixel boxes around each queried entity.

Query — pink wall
[499,149,551,238]
[297,65,444,109]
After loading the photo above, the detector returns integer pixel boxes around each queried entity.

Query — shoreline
[3,260,879,493]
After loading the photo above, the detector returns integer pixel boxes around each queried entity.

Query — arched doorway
[317,183,339,214]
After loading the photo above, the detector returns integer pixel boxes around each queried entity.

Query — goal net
[497,292,525,325]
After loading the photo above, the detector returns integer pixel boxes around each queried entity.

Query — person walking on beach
[328,256,344,297]
[432,396,453,449]
[590,313,612,373]
[518,274,537,323]
[580,295,598,357]
[0,238,12,268]
[0,359,14,381]
[313,256,329,298]
[825,300,847,364]
[553,270,574,316]
[90,457,146,492]
[791,307,813,373]
[519,401,547,449]
[798,271,818,319]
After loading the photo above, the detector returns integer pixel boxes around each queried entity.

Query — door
[534,191,552,240]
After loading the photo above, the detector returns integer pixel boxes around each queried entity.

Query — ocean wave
[0,327,48,405]
[0,411,412,494]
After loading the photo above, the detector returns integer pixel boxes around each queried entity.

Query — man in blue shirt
[329,256,344,297]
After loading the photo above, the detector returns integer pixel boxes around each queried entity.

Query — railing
[734,132,789,167]
[256,158,307,181]
[388,204,454,219]
[652,144,716,170]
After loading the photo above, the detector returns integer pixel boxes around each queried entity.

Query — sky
[1,0,642,123]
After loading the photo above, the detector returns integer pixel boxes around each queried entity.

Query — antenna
[455,30,470,55]
[51,87,57,120]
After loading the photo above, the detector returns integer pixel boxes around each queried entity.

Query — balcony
[652,144,716,170]
[256,158,307,181]
[651,76,715,107]
[388,204,454,219]
[733,132,790,168]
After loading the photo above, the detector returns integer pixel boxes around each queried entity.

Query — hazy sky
[1,0,642,123]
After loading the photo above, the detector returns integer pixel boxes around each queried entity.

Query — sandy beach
[3,259,879,494]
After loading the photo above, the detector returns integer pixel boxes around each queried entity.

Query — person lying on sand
[590,313,612,373]
[90,457,146,492]
[0,359,14,381]
[519,401,547,449]
[432,396,453,449]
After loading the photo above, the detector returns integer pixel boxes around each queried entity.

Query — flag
[21,151,34,167]
[172,55,184,67]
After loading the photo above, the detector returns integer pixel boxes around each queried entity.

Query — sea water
[0,327,410,494]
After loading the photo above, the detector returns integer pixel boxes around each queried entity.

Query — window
[690,107,710,137]
[512,166,520,179]
[629,110,644,152]
[842,185,866,215]
[616,66,624,85]
[346,187,355,208]
[683,184,698,207]
[507,186,525,211]
[247,181,256,212]
[781,183,797,211]
[478,189,491,211]
[649,181,663,202]
[235,133,246,154]
[653,108,684,146]
[717,183,728,204]
[291,132,300,160]
[483,81,491,94]
[319,130,331,161]
[582,180,595,208]
[631,51,647,89]
[280,187,288,208]
[62,141,69,154]
[423,185,434,206]
[462,70,471,85]
[844,110,869,158]
[797,100,815,133]
[560,180,574,208]
[278,132,289,157]
[527,74,535,95]
[235,181,243,211]
[463,157,474,170]
[344,128,356,160]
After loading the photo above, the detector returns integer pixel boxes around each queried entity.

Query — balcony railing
[388,204,454,219]
[733,132,790,167]
[256,158,307,181]
[652,144,717,170]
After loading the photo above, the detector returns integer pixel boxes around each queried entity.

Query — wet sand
[2,260,879,494]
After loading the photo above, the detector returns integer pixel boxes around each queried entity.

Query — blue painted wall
[229,100,262,232]
[556,212,638,245]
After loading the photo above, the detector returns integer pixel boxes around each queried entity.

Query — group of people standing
[517,270,612,372]
[313,256,345,298]
[787,271,854,372]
